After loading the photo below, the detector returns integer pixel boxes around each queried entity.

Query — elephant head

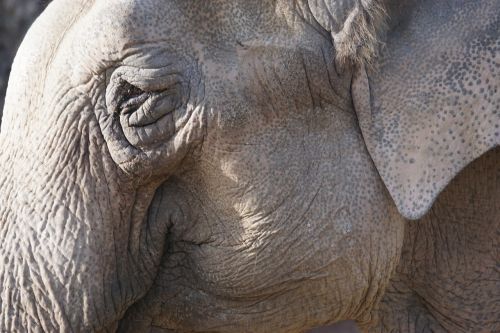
[0,0,498,332]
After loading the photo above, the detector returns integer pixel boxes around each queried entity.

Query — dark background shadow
[0,0,50,122]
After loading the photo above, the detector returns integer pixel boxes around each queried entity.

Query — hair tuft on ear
[334,0,388,67]
[307,0,388,68]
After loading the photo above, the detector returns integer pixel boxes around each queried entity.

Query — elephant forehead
[57,0,332,94]
[78,0,285,53]
[58,0,302,83]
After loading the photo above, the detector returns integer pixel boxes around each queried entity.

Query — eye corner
[105,74,148,115]
[121,79,145,98]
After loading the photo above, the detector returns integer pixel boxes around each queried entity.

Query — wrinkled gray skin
[0,0,498,332]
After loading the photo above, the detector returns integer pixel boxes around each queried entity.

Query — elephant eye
[106,74,182,131]
[103,65,188,150]
[115,80,150,115]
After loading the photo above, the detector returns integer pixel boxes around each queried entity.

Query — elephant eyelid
[122,81,146,99]
[105,66,186,121]
[114,79,150,114]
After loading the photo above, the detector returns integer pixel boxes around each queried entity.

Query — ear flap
[352,0,500,219]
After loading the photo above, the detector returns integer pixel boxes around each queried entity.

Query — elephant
[0,0,498,332]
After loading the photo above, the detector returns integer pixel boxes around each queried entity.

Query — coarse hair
[333,0,388,67]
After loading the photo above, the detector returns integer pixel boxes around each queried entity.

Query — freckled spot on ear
[355,0,500,219]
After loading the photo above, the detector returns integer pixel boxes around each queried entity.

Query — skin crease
[0,1,497,333]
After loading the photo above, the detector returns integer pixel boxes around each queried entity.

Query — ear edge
[353,60,500,221]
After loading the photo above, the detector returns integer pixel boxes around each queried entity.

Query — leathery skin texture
[0,0,498,332]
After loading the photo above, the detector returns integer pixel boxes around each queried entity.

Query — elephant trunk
[0,109,170,331]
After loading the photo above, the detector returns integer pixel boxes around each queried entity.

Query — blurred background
[0,0,50,113]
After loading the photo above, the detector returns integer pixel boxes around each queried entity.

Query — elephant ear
[351,0,500,219]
